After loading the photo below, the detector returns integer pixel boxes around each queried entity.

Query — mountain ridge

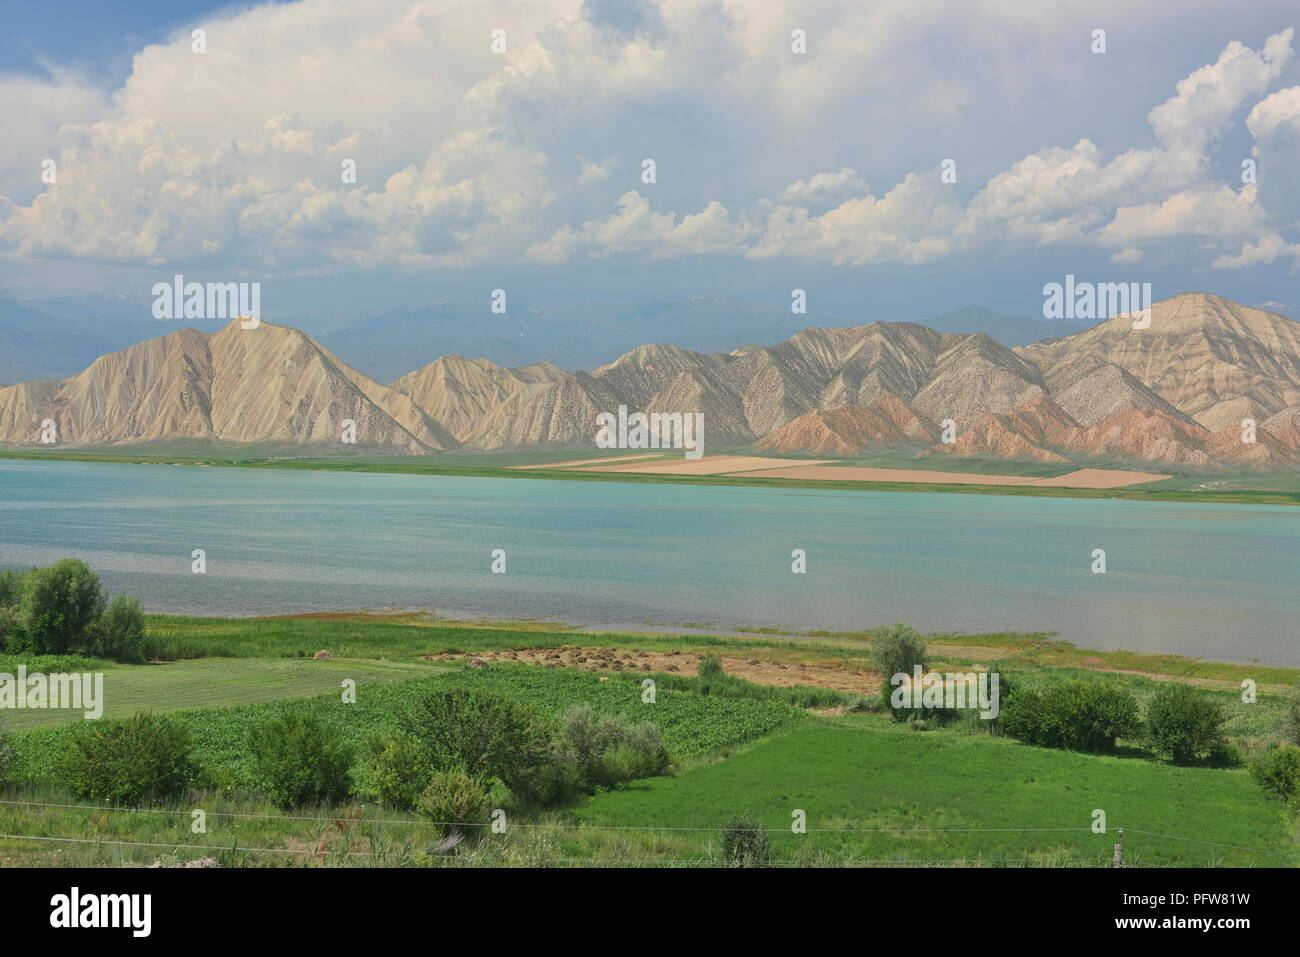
[2,293,1298,471]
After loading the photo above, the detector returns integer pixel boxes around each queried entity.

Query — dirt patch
[578,455,835,475]
[427,645,882,695]
[722,464,1170,488]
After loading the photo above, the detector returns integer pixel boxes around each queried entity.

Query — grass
[565,715,1297,866]
[0,657,435,731]
[4,665,801,794]
[2,612,1298,867]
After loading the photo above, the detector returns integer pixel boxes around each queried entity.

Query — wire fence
[1,797,1295,867]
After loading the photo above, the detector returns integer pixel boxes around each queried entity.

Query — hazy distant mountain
[918,305,1092,346]
[0,299,165,384]
[0,295,1088,386]
[3,293,1300,470]
[318,298,841,380]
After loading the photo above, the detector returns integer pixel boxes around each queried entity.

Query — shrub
[416,770,491,839]
[0,568,27,606]
[365,734,432,810]
[869,622,927,721]
[0,713,12,784]
[698,651,723,678]
[1250,746,1300,803]
[721,812,771,867]
[843,694,872,713]
[57,711,196,805]
[1000,680,1139,753]
[1146,683,1227,763]
[90,593,147,663]
[604,720,670,781]
[401,686,550,790]
[558,704,668,790]
[249,711,355,809]
[1282,684,1300,748]
[0,604,25,654]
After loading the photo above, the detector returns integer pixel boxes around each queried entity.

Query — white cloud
[1213,233,1300,268]
[779,168,868,205]
[0,3,1295,282]
[526,191,753,262]
[1247,85,1300,229]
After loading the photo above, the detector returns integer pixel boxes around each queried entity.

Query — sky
[1,0,1299,323]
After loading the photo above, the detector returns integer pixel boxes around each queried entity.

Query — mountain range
[0,295,1090,386]
[1,292,1298,471]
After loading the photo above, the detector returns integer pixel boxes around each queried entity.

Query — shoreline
[142,609,1300,681]
[3,449,1298,506]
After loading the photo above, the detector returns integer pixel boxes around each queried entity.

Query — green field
[569,717,1291,866]
[1,613,1298,867]
[0,657,433,731]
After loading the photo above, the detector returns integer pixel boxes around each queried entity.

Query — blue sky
[1,0,1298,324]
[0,1,248,76]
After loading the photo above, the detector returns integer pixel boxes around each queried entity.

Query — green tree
[19,559,106,654]
[870,622,928,720]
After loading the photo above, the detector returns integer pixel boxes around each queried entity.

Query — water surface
[0,459,1295,665]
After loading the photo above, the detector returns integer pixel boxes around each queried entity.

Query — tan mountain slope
[1018,293,1300,429]
[912,333,1045,425]
[0,379,64,444]
[0,320,449,452]
[390,354,563,442]
[756,396,936,455]
[5,293,1300,470]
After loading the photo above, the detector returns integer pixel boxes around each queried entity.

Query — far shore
[2,447,1298,506]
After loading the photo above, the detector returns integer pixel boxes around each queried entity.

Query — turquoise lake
[0,459,1295,664]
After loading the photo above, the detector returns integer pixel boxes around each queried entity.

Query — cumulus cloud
[1247,85,1300,229]
[1213,233,1300,268]
[0,2,1296,282]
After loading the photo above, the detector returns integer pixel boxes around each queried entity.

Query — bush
[90,593,147,663]
[57,711,196,805]
[1000,680,1139,754]
[1250,746,1300,803]
[869,622,927,721]
[603,720,670,781]
[721,812,771,866]
[0,568,27,606]
[0,604,25,654]
[1146,683,1227,763]
[249,711,355,809]
[401,686,550,790]
[698,651,723,678]
[416,770,491,839]
[18,559,106,655]
[1282,684,1300,748]
[0,713,12,785]
[364,734,432,810]
[558,704,668,791]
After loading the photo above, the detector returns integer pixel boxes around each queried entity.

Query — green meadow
[0,613,1297,866]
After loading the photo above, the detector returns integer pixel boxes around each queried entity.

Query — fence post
[1113,828,1123,868]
